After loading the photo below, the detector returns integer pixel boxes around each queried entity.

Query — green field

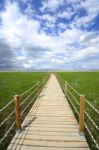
[58,71,99,107]
[0,72,47,109]
[58,72,99,150]
[0,71,99,150]
[0,72,48,149]
[1,71,99,108]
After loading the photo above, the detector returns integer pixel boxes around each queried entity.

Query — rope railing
[21,81,44,116]
[86,99,99,115]
[20,84,40,107]
[56,74,99,150]
[20,82,38,97]
[84,123,99,150]
[21,83,43,115]
[85,112,99,131]
[67,88,80,106]
[0,122,15,145]
[0,82,38,113]
[0,75,49,150]
[66,81,81,96]
[0,110,15,128]
[0,81,39,145]
[66,93,79,116]
[0,99,13,112]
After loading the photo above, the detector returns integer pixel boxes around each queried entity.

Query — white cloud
[37,14,56,23]
[0,0,99,70]
[40,0,65,12]
[58,23,67,30]
[81,0,99,16]
[57,11,74,19]
[24,4,35,17]
[73,46,99,61]
[70,0,99,28]
[0,1,40,48]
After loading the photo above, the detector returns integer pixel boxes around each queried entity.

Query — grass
[58,71,99,150]
[0,72,47,149]
[0,71,99,149]
[0,72,47,109]
[58,71,99,107]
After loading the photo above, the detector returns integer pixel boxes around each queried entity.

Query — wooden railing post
[14,95,21,131]
[79,95,85,133]
[37,81,40,96]
[65,81,67,95]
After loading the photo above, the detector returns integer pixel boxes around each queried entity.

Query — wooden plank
[22,131,81,137]
[11,139,89,148]
[28,121,78,125]
[25,127,79,132]
[8,74,90,150]
[8,144,90,150]
[29,124,79,128]
[14,134,86,142]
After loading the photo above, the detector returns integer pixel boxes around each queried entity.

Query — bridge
[7,74,90,150]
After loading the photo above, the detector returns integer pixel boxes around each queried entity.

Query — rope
[0,76,48,148]
[67,88,80,106]
[66,93,79,116]
[57,76,79,116]
[59,80,65,92]
[20,86,38,107]
[66,81,81,96]
[0,99,13,112]
[20,82,38,97]
[0,110,14,128]
[85,111,99,131]
[21,92,39,115]
[11,93,42,150]
[57,75,80,96]
[0,121,15,144]
[20,82,43,107]
[84,123,99,150]
[57,75,99,150]
[86,99,99,115]
[21,80,44,116]
[0,82,38,113]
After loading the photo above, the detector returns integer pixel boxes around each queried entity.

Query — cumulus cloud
[0,0,99,70]
[73,46,99,61]
[40,0,65,12]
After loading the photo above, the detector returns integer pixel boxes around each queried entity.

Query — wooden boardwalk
[8,74,90,150]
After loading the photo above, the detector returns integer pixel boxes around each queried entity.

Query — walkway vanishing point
[8,74,90,150]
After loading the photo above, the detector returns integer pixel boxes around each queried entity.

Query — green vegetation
[0,72,47,150]
[0,71,99,150]
[0,72,47,108]
[58,71,99,150]
[58,71,99,107]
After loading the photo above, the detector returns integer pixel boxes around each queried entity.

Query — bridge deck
[8,74,90,150]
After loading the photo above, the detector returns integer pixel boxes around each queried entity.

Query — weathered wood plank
[14,134,86,142]
[10,139,89,148]
[7,74,89,150]
[8,144,90,150]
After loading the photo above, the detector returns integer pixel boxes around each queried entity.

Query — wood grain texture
[8,74,90,150]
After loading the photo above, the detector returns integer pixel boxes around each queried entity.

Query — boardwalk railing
[0,75,49,150]
[56,75,99,150]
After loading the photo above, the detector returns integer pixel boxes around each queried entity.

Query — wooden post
[14,95,21,131]
[37,81,40,96]
[79,95,85,133]
[65,81,67,95]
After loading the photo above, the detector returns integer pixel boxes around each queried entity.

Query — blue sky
[0,0,99,71]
